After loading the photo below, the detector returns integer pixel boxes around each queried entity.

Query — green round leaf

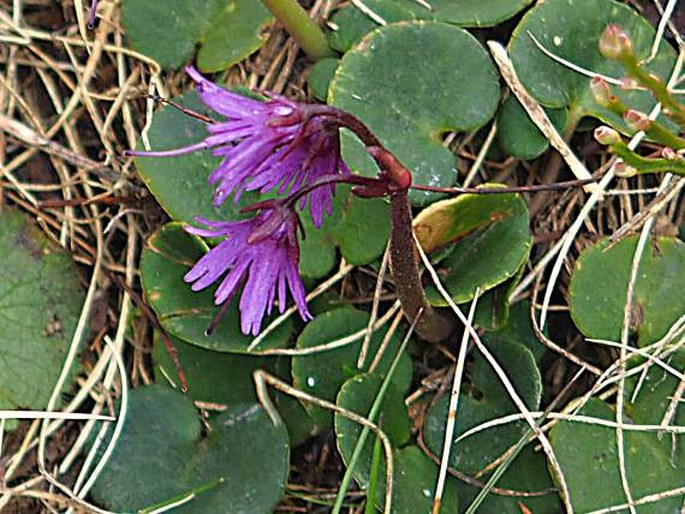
[380,446,460,514]
[307,58,340,101]
[455,445,559,513]
[333,193,390,265]
[509,0,677,129]
[473,264,525,331]
[550,397,684,513]
[299,186,390,279]
[291,308,412,427]
[330,21,500,206]
[335,373,411,485]
[91,386,289,513]
[0,210,84,414]
[627,351,685,428]
[329,0,533,53]
[497,96,568,160]
[485,300,547,364]
[140,223,292,353]
[568,236,685,347]
[196,0,272,73]
[153,333,264,404]
[413,190,531,305]
[153,333,316,446]
[423,340,541,474]
[421,0,533,26]
[121,0,271,70]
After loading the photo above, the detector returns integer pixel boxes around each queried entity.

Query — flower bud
[590,77,613,107]
[614,162,638,178]
[619,77,640,90]
[661,147,678,160]
[599,25,633,59]
[594,126,622,145]
[623,109,651,132]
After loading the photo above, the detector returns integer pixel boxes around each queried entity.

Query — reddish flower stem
[302,107,456,341]
[388,188,454,342]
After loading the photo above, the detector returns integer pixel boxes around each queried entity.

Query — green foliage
[456,446,559,513]
[423,340,542,474]
[291,307,412,427]
[413,189,532,305]
[550,397,684,513]
[0,210,83,415]
[152,333,316,445]
[299,186,391,279]
[115,2,684,513]
[334,373,411,485]
[91,386,289,513]
[328,0,533,52]
[509,0,676,129]
[330,21,500,205]
[134,91,250,223]
[121,0,271,70]
[497,96,568,160]
[569,236,685,347]
[381,446,460,514]
[307,57,339,101]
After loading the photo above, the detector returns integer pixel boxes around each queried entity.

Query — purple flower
[132,66,349,227]
[184,207,312,336]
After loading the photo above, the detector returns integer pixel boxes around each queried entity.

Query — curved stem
[389,189,454,342]
[260,0,335,61]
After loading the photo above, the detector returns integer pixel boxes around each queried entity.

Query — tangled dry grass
[0,0,683,513]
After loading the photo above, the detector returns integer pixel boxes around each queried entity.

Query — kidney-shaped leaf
[423,340,541,475]
[569,236,685,347]
[152,334,316,447]
[456,445,559,513]
[329,0,533,54]
[550,397,684,513]
[330,21,500,206]
[291,308,412,427]
[497,95,568,160]
[121,0,271,70]
[335,373,411,486]
[299,186,390,279]
[413,189,531,305]
[380,446,460,514]
[0,210,84,412]
[140,223,292,353]
[509,0,677,130]
[91,386,289,513]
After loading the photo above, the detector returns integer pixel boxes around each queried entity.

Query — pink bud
[614,162,638,178]
[599,25,633,59]
[661,147,677,160]
[594,126,622,145]
[619,77,640,90]
[590,77,614,107]
[623,110,650,132]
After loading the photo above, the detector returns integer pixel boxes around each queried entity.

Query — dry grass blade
[431,290,479,514]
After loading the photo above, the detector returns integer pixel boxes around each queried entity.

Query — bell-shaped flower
[130,66,349,227]
[184,207,311,336]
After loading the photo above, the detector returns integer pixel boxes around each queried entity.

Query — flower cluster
[133,67,356,335]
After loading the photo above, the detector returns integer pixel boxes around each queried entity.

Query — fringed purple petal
[186,66,261,119]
